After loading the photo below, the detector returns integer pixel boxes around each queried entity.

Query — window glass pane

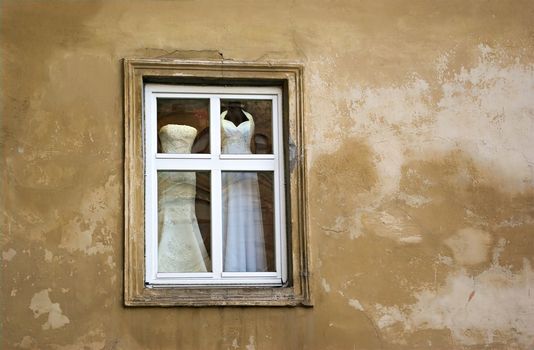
[158,170,211,273]
[220,99,273,155]
[157,98,210,154]
[222,171,275,272]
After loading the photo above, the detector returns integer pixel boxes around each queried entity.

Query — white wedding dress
[221,110,267,272]
[157,124,210,272]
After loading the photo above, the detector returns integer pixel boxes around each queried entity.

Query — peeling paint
[48,330,106,350]
[311,45,534,198]
[308,41,534,348]
[2,248,17,261]
[15,336,35,349]
[373,258,534,346]
[348,299,364,311]
[58,176,117,255]
[320,278,331,293]
[44,249,53,262]
[397,192,432,208]
[29,289,70,330]
[245,336,256,350]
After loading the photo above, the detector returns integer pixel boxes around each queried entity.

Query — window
[145,85,286,285]
[124,59,311,306]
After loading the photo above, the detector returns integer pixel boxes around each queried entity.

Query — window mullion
[211,96,221,156]
[210,97,223,278]
[211,168,223,278]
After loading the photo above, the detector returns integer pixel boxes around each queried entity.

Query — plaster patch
[398,235,423,244]
[311,44,534,200]
[496,216,533,228]
[431,46,534,193]
[310,72,432,199]
[3,248,17,261]
[16,336,35,349]
[445,227,492,265]
[29,289,70,330]
[436,255,454,266]
[492,237,508,265]
[435,52,450,82]
[44,249,53,262]
[321,216,349,238]
[362,210,423,244]
[245,336,256,350]
[321,278,331,293]
[348,298,364,311]
[373,259,534,346]
[397,192,431,208]
[59,176,117,255]
[375,304,406,329]
[106,255,115,269]
[48,329,106,350]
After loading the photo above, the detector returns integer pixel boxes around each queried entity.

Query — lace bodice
[158,124,198,200]
[159,124,197,153]
[221,110,254,154]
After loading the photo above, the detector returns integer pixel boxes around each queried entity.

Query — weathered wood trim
[123,59,311,306]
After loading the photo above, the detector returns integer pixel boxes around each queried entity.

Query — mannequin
[192,101,269,154]
[225,101,248,127]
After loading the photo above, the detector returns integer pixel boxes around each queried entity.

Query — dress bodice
[158,124,197,201]
[159,124,197,153]
[221,110,254,154]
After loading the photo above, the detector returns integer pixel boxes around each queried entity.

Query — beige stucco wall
[2,1,534,349]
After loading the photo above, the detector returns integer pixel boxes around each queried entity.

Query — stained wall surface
[2,1,534,349]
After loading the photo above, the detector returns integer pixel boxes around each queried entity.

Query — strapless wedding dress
[157,124,210,272]
[221,110,267,272]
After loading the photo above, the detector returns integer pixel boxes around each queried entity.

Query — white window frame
[144,84,287,286]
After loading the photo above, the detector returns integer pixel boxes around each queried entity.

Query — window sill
[126,285,312,307]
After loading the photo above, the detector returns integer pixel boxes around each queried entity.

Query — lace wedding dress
[158,124,210,272]
[221,110,267,272]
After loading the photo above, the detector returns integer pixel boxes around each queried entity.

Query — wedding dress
[221,110,267,272]
[157,124,210,272]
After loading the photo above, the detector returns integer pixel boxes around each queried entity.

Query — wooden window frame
[123,58,311,306]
